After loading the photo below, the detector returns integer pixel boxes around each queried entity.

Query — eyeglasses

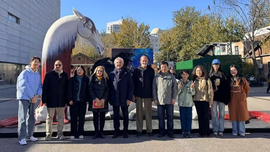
[97,70,103,73]
[55,64,62,67]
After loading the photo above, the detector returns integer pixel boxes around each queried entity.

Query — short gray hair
[114,57,124,64]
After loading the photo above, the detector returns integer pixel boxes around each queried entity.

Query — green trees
[157,6,244,63]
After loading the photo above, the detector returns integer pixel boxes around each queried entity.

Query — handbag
[35,106,48,122]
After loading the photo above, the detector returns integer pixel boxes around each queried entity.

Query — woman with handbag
[68,65,89,139]
[89,66,109,139]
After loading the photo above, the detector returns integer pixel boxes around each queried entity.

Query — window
[78,57,81,60]
[221,46,225,52]
[8,13,20,24]
[235,46,239,55]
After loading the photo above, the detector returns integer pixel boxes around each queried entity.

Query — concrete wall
[0,0,60,65]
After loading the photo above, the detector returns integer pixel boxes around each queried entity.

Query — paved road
[0,133,269,152]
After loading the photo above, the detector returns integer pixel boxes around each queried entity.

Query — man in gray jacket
[153,61,177,138]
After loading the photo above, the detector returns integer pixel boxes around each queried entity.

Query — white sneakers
[70,136,75,139]
[28,136,38,142]
[79,135,84,139]
[19,136,38,146]
[19,139,27,146]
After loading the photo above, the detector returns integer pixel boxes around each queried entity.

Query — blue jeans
[18,100,36,140]
[179,107,192,132]
[211,101,225,132]
[232,121,245,135]
[158,104,174,134]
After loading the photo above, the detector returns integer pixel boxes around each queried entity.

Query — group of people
[16,55,250,146]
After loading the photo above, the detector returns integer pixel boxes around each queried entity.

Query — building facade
[71,53,96,76]
[0,0,60,84]
[106,19,123,34]
[149,28,162,55]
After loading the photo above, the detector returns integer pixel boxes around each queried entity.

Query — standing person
[109,57,134,138]
[42,60,69,141]
[68,65,89,139]
[153,61,177,138]
[132,55,155,137]
[89,66,109,139]
[267,72,270,93]
[17,56,42,145]
[228,65,250,136]
[192,65,213,137]
[177,70,195,138]
[209,59,230,136]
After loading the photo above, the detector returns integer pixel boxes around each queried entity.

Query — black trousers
[70,102,86,137]
[113,106,129,133]
[93,111,106,134]
[194,101,210,136]
[267,83,270,92]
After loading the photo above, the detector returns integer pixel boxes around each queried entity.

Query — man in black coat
[109,57,134,138]
[42,60,69,141]
[132,55,155,137]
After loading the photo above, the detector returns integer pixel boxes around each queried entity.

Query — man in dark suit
[109,57,134,138]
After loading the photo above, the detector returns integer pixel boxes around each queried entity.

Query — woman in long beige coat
[228,65,250,136]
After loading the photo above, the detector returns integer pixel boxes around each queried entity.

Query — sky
[60,0,215,33]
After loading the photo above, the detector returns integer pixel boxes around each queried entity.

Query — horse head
[73,8,104,55]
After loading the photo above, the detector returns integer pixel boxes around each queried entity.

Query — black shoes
[158,133,165,138]
[136,132,142,137]
[100,133,105,139]
[92,133,99,139]
[123,132,129,138]
[168,134,175,138]
[147,133,153,137]
[112,132,119,138]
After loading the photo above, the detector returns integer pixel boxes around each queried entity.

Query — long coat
[228,77,250,121]
[42,70,69,108]
[109,68,134,107]
[88,76,109,112]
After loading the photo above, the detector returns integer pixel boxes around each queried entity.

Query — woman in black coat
[89,66,109,139]
[68,65,89,139]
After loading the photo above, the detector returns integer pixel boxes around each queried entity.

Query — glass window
[8,13,20,24]
[235,46,239,55]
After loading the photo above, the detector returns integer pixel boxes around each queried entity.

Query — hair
[91,66,109,82]
[180,70,189,75]
[228,64,243,85]
[161,61,168,66]
[192,65,209,81]
[71,65,74,69]
[74,65,86,77]
[114,57,124,64]
[30,56,41,63]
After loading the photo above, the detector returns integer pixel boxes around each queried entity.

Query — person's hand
[191,82,195,88]
[101,99,105,105]
[132,95,136,102]
[69,101,73,105]
[127,100,132,106]
[178,82,182,88]
[31,95,38,103]
[172,99,176,105]
[154,100,158,105]
[86,102,89,105]
[43,103,47,107]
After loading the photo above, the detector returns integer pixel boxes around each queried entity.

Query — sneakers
[123,132,129,138]
[240,133,245,137]
[57,135,65,140]
[232,133,237,136]
[28,136,38,142]
[168,134,175,138]
[112,132,119,138]
[45,135,51,141]
[19,139,27,146]
[70,136,75,139]
[93,133,99,139]
[158,133,165,138]
[79,135,84,139]
[213,132,218,136]
[218,132,223,136]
